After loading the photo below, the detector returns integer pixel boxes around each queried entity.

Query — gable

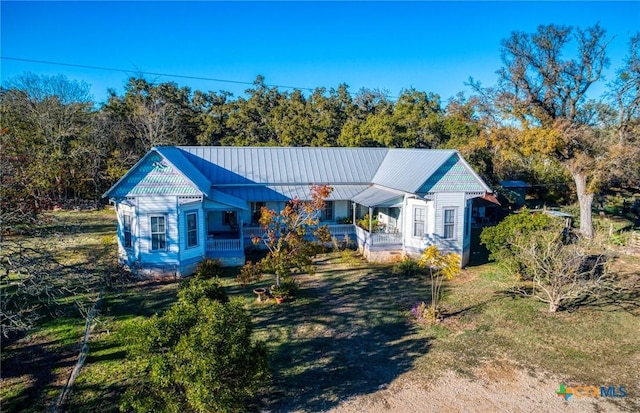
[106,152,201,198]
[371,149,457,192]
[418,154,487,193]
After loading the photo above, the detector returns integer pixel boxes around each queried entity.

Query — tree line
[2,24,639,237]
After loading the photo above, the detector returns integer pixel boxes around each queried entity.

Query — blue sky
[1,1,639,104]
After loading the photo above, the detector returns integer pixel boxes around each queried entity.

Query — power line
[0,56,331,94]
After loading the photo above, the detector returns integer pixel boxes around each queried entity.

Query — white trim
[149,215,168,251]
[443,207,457,240]
[412,206,426,238]
[185,211,199,249]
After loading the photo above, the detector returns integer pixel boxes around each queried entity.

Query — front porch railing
[206,238,241,251]
[241,224,402,249]
[242,223,356,240]
[355,225,402,247]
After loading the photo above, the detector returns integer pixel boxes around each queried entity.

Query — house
[103,146,495,276]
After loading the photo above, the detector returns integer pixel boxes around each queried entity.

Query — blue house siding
[178,203,206,265]
[137,196,180,267]
[432,192,467,257]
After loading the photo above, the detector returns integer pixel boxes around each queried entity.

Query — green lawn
[2,210,639,412]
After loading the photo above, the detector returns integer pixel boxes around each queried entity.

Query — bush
[480,209,563,277]
[121,278,268,412]
[178,277,229,304]
[356,213,385,232]
[392,258,422,277]
[194,258,223,280]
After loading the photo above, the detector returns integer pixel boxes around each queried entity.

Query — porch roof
[351,185,405,208]
[214,184,369,202]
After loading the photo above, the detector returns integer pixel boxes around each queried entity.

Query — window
[251,202,265,224]
[322,201,334,221]
[123,214,132,249]
[223,211,238,228]
[444,208,456,239]
[413,207,426,237]
[186,212,198,248]
[150,216,166,251]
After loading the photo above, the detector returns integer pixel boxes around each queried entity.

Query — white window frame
[150,215,167,251]
[123,214,133,249]
[443,208,457,240]
[186,211,198,248]
[412,207,426,238]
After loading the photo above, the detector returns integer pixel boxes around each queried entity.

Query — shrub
[237,261,263,287]
[194,258,223,280]
[121,279,268,412]
[392,258,422,277]
[178,277,229,304]
[480,209,563,277]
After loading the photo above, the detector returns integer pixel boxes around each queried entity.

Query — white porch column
[368,207,373,233]
[239,217,244,250]
[352,202,356,225]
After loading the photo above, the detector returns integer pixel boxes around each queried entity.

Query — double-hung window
[322,201,334,221]
[186,212,198,248]
[150,216,167,251]
[443,208,456,239]
[123,214,132,249]
[413,207,426,237]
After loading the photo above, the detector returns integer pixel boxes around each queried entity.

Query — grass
[2,209,639,412]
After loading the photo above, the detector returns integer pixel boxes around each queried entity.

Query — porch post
[352,202,356,225]
[239,217,244,250]
[368,207,373,233]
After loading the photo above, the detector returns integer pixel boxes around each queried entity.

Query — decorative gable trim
[103,150,204,199]
[418,154,491,194]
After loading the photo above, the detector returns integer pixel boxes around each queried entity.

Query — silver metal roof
[351,185,405,207]
[177,146,388,185]
[104,146,492,202]
[216,184,369,202]
[372,149,458,192]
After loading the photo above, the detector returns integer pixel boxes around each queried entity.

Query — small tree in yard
[509,229,614,312]
[238,185,333,289]
[416,246,461,322]
[121,277,269,413]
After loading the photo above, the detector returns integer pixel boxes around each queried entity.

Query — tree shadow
[265,324,429,411]
[251,258,432,411]
[1,336,77,412]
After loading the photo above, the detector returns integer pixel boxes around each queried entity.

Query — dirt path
[328,362,630,413]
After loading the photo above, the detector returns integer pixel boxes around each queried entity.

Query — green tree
[224,76,282,145]
[121,278,268,413]
[485,24,612,238]
[1,73,96,205]
[480,209,563,277]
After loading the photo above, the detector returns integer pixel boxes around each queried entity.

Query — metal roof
[500,180,530,188]
[372,149,458,192]
[419,155,488,193]
[176,146,388,185]
[351,185,405,207]
[215,184,369,202]
[104,146,493,202]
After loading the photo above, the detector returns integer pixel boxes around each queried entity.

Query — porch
[204,223,403,253]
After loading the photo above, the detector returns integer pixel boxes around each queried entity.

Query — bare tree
[510,229,614,312]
